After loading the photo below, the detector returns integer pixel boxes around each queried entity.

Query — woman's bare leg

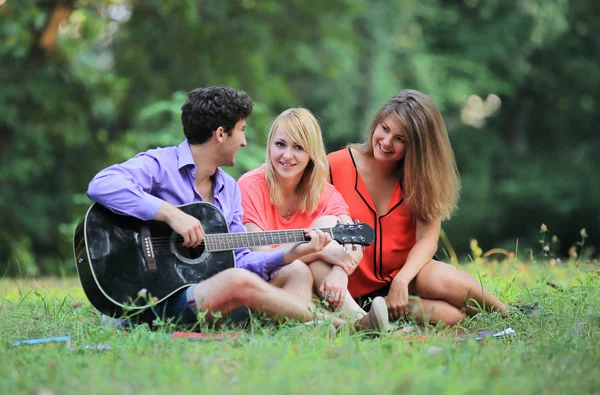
[269,260,314,303]
[309,259,366,318]
[306,215,366,318]
[407,297,467,325]
[413,260,508,314]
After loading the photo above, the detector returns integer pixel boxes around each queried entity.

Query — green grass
[2,262,599,395]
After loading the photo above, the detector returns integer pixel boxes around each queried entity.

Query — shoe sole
[370,297,391,332]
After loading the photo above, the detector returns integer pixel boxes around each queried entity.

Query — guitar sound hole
[169,232,207,264]
[174,244,205,260]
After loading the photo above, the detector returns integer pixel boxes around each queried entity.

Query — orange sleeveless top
[328,147,417,298]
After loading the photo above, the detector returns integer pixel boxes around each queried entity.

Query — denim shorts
[151,285,199,324]
[146,284,251,327]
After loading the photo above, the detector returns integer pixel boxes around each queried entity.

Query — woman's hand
[385,277,410,320]
[319,266,348,310]
[320,245,360,275]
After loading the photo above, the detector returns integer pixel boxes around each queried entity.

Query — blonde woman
[328,90,508,325]
[238,108,390,331]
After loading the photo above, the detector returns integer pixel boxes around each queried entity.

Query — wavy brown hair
[359,90,460,221]
[265,108,328,214]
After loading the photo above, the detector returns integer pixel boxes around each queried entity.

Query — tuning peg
[361,246,365,252]
[336,219,341,224]
[342,246,347,252]
[354,219,359,224]
[352,245,357,251]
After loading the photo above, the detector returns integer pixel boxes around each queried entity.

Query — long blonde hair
[265,108,329,214]
[360,90,460,221]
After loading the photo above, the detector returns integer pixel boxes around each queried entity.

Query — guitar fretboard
[204,228,332,252]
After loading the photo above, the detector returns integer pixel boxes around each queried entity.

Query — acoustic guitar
[73,202,375,317]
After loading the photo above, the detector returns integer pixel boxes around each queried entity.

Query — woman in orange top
[328,90,507,325]
[238,108,390,331]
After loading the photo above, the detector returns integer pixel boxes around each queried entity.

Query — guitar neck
[204,228,333,252]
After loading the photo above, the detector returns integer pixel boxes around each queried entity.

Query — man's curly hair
[181,86,253,144]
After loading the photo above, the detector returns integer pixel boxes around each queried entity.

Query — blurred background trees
[1,0,598,275]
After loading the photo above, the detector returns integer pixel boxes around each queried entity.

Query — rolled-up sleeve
[229,183,285,280]
[87,154,165,220]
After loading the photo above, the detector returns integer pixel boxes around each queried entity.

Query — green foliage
[0,0,128,275]
[1,0,599,274]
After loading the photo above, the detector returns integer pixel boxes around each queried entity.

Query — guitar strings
[148,231,312,248]
[147,226,340,241]
[148,237,302,247]
[147,229,312,242]
[148,236,308,246]
[148,235,311,252]
[145,226,361,253]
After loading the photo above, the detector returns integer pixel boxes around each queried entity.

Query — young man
[87,86,390,331]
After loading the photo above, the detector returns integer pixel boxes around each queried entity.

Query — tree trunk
[37,1,75,54]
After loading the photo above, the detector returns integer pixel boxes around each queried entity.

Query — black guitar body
[74,202,234,317]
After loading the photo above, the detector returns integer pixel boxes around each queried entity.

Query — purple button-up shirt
[87,140,285,280]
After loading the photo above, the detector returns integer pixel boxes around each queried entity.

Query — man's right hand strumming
[156,202,205,248]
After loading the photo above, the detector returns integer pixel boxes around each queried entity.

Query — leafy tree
[1,0,598,275]
[0,0,124,274]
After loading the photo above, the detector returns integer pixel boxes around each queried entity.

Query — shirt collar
[177,140,195,170]
[177,140,225,194]
[214,168,225,194]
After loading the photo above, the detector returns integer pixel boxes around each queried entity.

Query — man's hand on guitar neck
[156,202,205,248]
[283,229,332,264]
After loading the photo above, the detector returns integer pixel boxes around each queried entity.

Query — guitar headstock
[331,222,375,246]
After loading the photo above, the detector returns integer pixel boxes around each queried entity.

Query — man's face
[220,119,247,166]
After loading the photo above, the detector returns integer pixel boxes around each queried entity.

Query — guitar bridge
[140,226,157,271]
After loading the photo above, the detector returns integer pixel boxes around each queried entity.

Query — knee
[219,268,264,298]
[285,260,314,284]
[440,266,462,291]
[426,264,465,296]
[285,260,312,280]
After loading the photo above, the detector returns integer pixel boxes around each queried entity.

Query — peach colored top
[238,167,350,241]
